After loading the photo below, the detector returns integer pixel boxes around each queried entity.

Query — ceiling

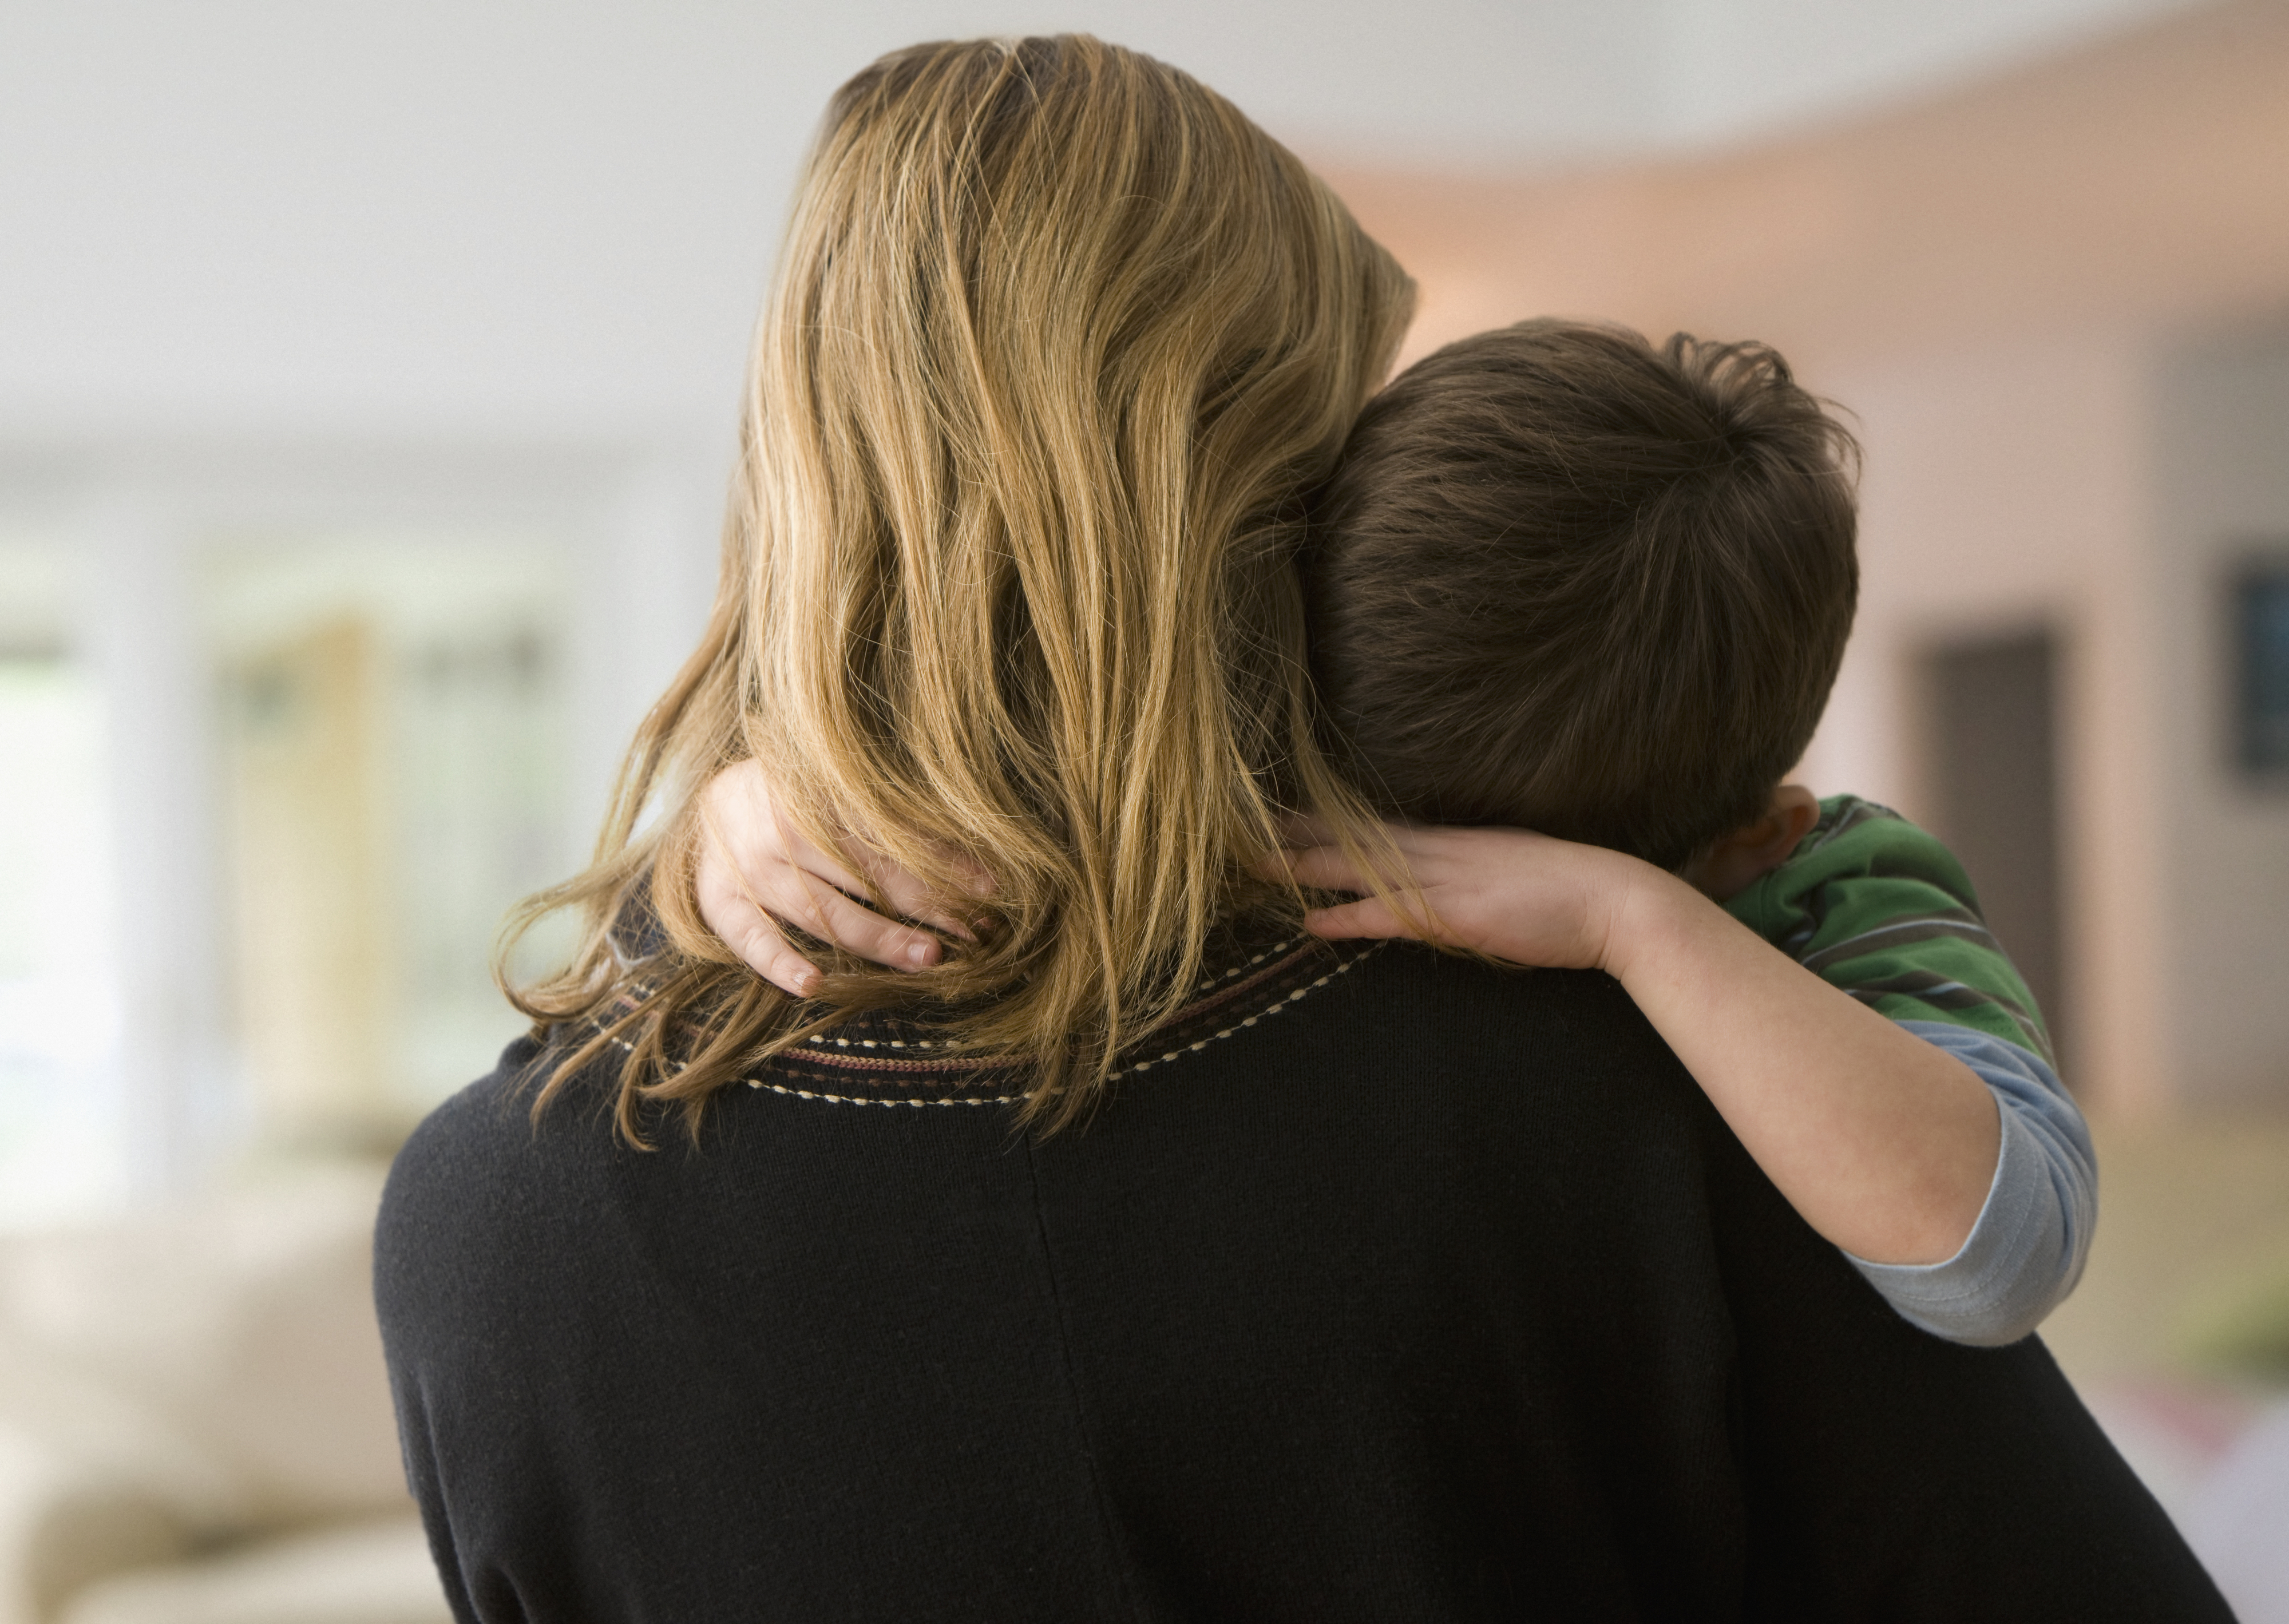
[0,0,2211,438]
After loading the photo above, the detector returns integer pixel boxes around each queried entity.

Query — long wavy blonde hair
[504,35,1416,1138]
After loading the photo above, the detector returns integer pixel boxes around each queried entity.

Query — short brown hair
[1305,319,1859,870]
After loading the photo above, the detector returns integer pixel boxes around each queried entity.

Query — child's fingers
[1302,895,1431,943]
[799,844,959,942]
[769,810,990,945]
[1275,811,1444,858]
[740,817,951,960]
[759,815,875,908]
[938,850,999,901]
[770,869,947,971]
[1274,811,1339,849]
[858,851,985,943]
[706,890,825,996]
[693,847,817,989]
[1275,845,1379,894]
[699,839,947,976]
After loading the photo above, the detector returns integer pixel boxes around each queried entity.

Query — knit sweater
[376,934,2226,1622]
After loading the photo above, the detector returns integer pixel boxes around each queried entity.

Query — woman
[378,35,2223,1622]
[490,30,1409,1140]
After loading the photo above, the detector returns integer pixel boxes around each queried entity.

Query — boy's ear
[1680,783,1822,901]
[1749,784,1821,868]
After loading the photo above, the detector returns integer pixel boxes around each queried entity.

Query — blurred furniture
[0,1163,447,1624]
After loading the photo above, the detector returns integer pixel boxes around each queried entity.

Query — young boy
[1280,319,2089,1347]
[693,319,2092,1349]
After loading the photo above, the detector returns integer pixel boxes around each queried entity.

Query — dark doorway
[1919,628,2068,1075]
[2234,561,2289,781]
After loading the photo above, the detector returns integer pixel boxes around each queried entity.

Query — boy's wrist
[1598,862,1721,985]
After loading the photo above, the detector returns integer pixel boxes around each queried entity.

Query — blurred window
[0,540,128,1226]
[2235,564,2289,780]
[205,540,573,1153]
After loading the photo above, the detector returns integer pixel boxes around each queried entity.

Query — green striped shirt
[1724,795,2053,1065]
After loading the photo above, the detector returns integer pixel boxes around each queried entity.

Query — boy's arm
[1724,798,2093,1342]
[1286,824,2001,1269]
[1602,863,2004,1267]
[1853,1021,2093,1343]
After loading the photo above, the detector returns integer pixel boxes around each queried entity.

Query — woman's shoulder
[386,1033,549,1189]
[374,1032,619,1322]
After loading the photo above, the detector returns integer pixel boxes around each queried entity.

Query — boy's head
[1305,319,1860,872]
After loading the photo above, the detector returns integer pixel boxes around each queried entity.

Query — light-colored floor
[2038,1111,2289,1621]
[2044,1112,2289,1392]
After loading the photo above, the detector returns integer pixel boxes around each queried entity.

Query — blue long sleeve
[1845,1022,2095,1346]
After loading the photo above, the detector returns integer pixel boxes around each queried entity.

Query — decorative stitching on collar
[748,940,1380,1107]
[747,1081,1028,1107]
[786,937,1309,1059]
[591,937,1381,1110]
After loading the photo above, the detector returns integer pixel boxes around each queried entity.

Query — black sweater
[376,937,2228,1622]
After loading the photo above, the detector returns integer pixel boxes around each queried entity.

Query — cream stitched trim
[747,1081,1028,1107]
[603,941,1375,1109]
[788,937,1308,1053]
[1191,936,1303,993]
[746,940,1378,1107]
[1110,944,1373,1078]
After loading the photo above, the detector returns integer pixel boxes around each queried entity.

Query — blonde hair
[504,35,1416,1138]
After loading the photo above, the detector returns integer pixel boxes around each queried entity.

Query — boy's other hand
[694,760,981,997]
[1270,819,1661,974]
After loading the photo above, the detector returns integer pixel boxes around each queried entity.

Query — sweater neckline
[746,932,1383,1107]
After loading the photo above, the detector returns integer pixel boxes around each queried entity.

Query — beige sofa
[0,1163,448,1624]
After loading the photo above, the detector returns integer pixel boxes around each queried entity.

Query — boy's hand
[1273,820,1662,973]
[1285,813,2004,1268]
[694,761,981,996]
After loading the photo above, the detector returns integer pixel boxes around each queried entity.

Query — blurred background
[2,1,2286,1618]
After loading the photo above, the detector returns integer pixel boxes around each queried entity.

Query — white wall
[2152,323,2289,1107]
[0,0,1664,445]
[1803,318,2289,1116]
[0,0,2204,443]
[1808,331,2171,1114]
[1661,0,2200,144]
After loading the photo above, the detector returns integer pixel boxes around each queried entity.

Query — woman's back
[377,938,2223,1622]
